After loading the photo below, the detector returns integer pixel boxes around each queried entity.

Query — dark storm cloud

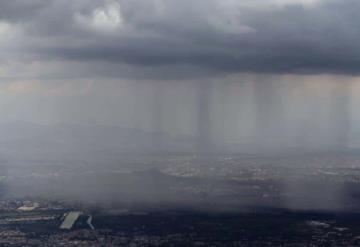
[0,0,48,22]
[2,0,360,77]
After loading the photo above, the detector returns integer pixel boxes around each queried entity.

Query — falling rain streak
[125,77,354,154]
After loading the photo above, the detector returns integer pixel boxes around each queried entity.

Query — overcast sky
[0,0,359,147]
[2,0,360,78]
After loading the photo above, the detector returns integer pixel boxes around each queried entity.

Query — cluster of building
[0,199,68,212]
[0,197,360,246]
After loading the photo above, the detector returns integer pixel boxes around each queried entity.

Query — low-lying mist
[0,76,360,212]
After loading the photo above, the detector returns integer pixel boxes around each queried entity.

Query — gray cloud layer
[1,0,360,79]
